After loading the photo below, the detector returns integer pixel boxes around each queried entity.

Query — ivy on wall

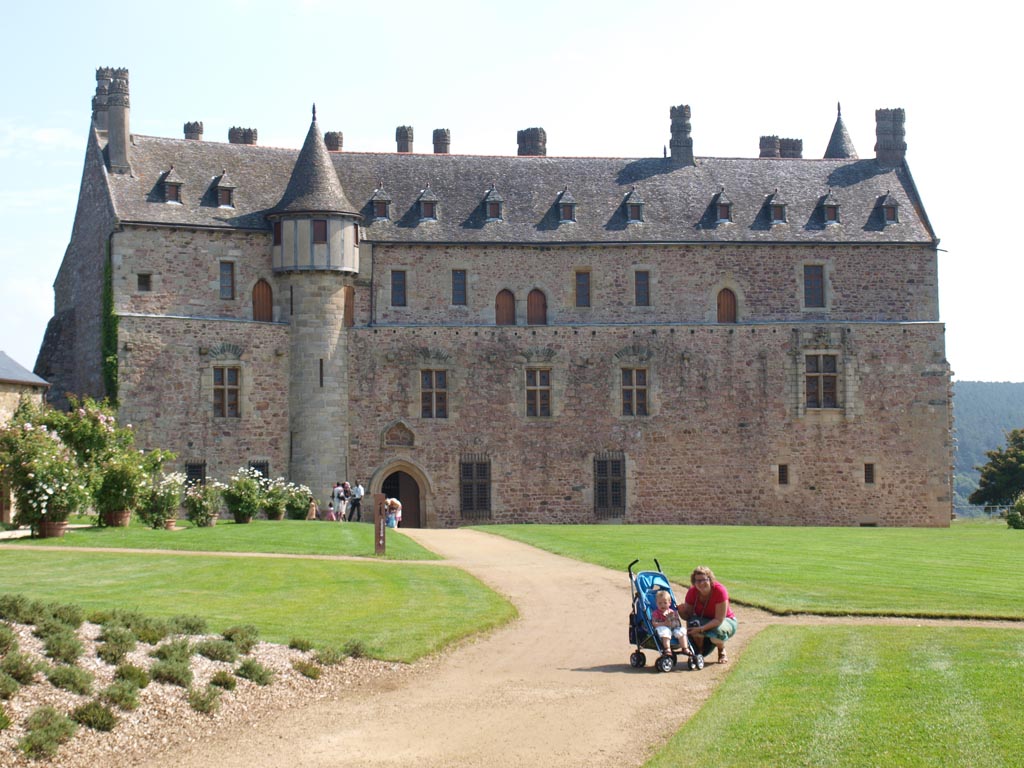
[101,245,118,403]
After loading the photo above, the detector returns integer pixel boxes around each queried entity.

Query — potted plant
[221,467,265,524]
[94,453,147,527]
[0,403,91,538]
[262,477,289,520]
[284,482,314,520]
[183,480,224,527]
[139,472,185,529]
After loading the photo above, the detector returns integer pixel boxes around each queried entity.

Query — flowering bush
[221,468,266,523]
[183,481,225,527]
[284,482,315,520]
[40,396,135,496]
[262,477,290,520]
[93,452,149,518]
[139,472,185,529]
[0,410,91,533]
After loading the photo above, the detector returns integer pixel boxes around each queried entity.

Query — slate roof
[104,128,936,245]
[824,105,858,160]
[0,351,48,387]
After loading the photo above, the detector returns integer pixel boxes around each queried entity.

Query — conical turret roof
[274,107,359,216]
[824,103,858,160]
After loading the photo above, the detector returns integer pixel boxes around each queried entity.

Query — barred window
[595,452,625,518]
[185,462,207,486]
[421,370,448,418]
[621,368,648,417]
[460,457,491,520]
[804,265,825,308]
[575,271,591,308]
[452,270,467,306]
[526,368,551,417]
[248,460,269,478]
[213,366,240,418]
[805,354,839,409]
[391,270,407,307]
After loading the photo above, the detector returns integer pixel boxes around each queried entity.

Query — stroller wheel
[629,651,646,668]
[655,654,675,673]
[695,654,705,670]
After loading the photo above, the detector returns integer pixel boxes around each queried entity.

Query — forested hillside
[953,381,1024,513]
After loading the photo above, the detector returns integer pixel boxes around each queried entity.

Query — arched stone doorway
[381,470,422,528]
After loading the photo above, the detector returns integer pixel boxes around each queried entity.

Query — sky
[0,0,1020,382]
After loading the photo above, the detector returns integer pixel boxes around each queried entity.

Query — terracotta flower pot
[164,518,178,530]
[103,510,132,527]
[38,520,68,539]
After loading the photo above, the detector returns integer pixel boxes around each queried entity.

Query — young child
[651,589,685,656]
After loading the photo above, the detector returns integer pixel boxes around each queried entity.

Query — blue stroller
[628,559,705,673]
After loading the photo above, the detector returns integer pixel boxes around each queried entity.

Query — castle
[35,67,953,527]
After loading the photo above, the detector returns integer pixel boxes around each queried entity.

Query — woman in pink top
[680,565,737,664]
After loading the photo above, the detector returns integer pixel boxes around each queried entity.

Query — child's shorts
[655,626,686,640]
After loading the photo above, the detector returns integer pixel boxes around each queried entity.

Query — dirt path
[117,529,1019,768]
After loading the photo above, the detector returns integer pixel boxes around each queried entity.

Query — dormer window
[162,165,184,204]
[880,192,899,223]
[624,187,644,223]
[715,189,733,223]
[771,202,787,223]
[821,189,840,224]
[213,169,236,208]
[483,185,504,221]
[417,185,439,221]
[558,187,577,223]
[370,185,391,220]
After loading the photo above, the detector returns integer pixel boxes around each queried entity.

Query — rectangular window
[772,204,786,222]
[460,458,491,520]
[864,463,875,485]
[805,354,839,409]
[421,201,436,219]
[634,271,650,307]
[824,205,839,222]
[560,203,575,222]
[575,271,591,308]
[420,370,448,418]
[627,204,642,222]
[452,270,467,306]
[717,203,732,221]
[184,461,207,486]
[778,464,789,485]
[273,221,282,246]
[165,183,180,203]
[526,368,551,417]
[621,368,648,417]
[213,366,240,418]
[312,220,327,244]
[804,265,824,308]
[219,262,235,300]
[487,201,502,220]
[137,273,152,292]
[373,201,388,219]
[391,270,407,307]
[217,188,233,207]
[594,453,625,519]
[248,460,269,478]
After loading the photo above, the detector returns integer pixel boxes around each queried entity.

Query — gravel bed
[0,621,411,767]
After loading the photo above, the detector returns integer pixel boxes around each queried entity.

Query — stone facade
[35,68,953,527]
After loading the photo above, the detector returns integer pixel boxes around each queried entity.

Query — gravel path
[4,530,1020,767]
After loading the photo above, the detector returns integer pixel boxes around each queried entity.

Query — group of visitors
[306,480,365,522]
[650,565,737,664]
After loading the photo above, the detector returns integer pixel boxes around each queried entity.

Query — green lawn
[483,520,1024,619]
[10,518,440,560]
[0,548,513,662]
[647,625,1024,768]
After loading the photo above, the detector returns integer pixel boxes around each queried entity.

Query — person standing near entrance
[330,482,344,514]
[348,480,364,522]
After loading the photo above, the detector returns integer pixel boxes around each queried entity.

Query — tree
[968,428,1024,507]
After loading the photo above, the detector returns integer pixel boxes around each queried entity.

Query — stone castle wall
[346,321,951,527]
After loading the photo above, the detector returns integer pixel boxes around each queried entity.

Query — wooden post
[373,493,386,555]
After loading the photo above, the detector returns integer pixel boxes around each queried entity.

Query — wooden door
[252,279,273,322]
[495,289,515,325]
[717,288,737,323]
[527,289,547,325]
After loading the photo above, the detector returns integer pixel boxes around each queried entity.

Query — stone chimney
[228,127,258,145]
[517,127,546,156]
[433,128,450,154]
[92,67,112,132]
[669,105,694,165]
[106,68,131,174]
[324,131,343,151]
[184,121,203,141]
[759,136,781,158]
[396,126,414,153]
[874,108,907,167]
[779,138,803,158]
